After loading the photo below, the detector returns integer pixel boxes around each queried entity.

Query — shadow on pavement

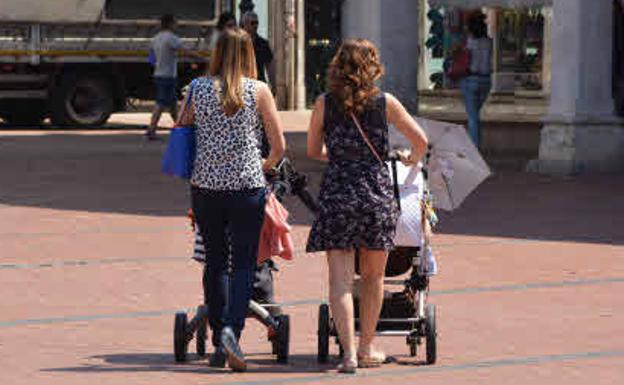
[41,353,328,375]
[435,171,624,245]
[0,133,188,217]
[0,123,147,131]
[1,132,622,244]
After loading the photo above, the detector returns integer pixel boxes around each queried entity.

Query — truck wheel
[51,75,113,126]
[0,100,46,126]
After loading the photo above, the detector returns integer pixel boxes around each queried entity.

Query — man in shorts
[147,14,197,140]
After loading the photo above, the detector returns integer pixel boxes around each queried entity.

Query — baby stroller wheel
[271,338,279,355]
[196,308,207,357]
[174,312,188,363]
[317,304,330,363]
[425,304,437,365]
[410,340,417,357]
[276,314,290,363]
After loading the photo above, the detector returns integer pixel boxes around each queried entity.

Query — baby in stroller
[173,157,318,366]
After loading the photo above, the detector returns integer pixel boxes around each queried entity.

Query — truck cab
[0,0,223,126]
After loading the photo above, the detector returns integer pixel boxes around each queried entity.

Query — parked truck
[0,0,225,126]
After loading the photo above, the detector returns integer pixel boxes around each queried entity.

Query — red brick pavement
[1,129,623,385]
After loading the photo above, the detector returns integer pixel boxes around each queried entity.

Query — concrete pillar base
[527,117,624,173]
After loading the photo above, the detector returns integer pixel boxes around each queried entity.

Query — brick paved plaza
[1,122,623,385]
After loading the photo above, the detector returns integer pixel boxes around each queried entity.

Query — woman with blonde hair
[307,39,428,373]
[178,27,285,371]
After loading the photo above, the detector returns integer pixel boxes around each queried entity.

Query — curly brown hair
[327,39,384,116]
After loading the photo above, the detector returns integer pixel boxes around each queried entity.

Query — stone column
[295,0,306,110]
[487,8,501,93]
[540,6,552,95]
[531,0,624,173]
[417,0,430,91]
[342,0,420,113]
[269,0,289,109]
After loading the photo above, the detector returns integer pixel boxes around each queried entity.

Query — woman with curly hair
[306,39,428,373]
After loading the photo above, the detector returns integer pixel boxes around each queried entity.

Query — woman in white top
[460,12,493,148]
[178,27,285,371]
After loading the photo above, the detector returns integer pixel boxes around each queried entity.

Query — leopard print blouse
[189,77,265,190]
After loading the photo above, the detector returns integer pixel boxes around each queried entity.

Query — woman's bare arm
[176,86,195,126]
[256,82,286,171]
[385,93,428,163]
[307,95,328,161]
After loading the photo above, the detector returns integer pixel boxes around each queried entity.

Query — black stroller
[317,155,438,365]
[173,157,318,364]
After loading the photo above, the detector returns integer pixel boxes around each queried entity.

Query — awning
[428,0,552,8]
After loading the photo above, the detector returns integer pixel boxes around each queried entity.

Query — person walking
[146,14,198,140]
[306,39,428,374]
[459,12,493,148]
[242,11,274,85]
[178,27,285,371]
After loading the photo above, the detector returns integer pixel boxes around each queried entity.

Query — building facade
[419,3,550,94]
[343,0,624,172]
[237,0,623,172]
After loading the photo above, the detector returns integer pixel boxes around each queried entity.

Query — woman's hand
[261,157,279,173]
[396,149,418,166]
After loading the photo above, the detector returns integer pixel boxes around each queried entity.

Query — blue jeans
[191,186,267,347]
[460,75,491,147]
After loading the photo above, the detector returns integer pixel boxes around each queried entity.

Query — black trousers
[191,186,266,347]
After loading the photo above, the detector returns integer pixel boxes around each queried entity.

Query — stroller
[172,157,318,364]
[317,155,439,365]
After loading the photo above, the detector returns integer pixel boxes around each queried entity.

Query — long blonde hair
[208,27,257,115]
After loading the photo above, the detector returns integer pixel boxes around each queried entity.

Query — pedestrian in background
[459,11,493,148]
[209,12,237,50]
[242,12,274,86]
[306,39,428,374]
[178,27,285,371]
[146,14,198,140]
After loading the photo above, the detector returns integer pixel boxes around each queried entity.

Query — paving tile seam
[218,350,624,385]
[1,277,623,328]
[0,226,182,238]
[0,256,190,270]
[3,236,621,271]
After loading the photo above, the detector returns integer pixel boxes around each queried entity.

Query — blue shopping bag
[161,125,196,179]
[161,80,196,179]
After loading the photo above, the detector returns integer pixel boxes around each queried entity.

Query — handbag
[161,80,196,179]
[351,113,424,247]
[447,42,471,80]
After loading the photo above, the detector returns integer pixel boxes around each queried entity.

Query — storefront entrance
[421,2,548,94]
